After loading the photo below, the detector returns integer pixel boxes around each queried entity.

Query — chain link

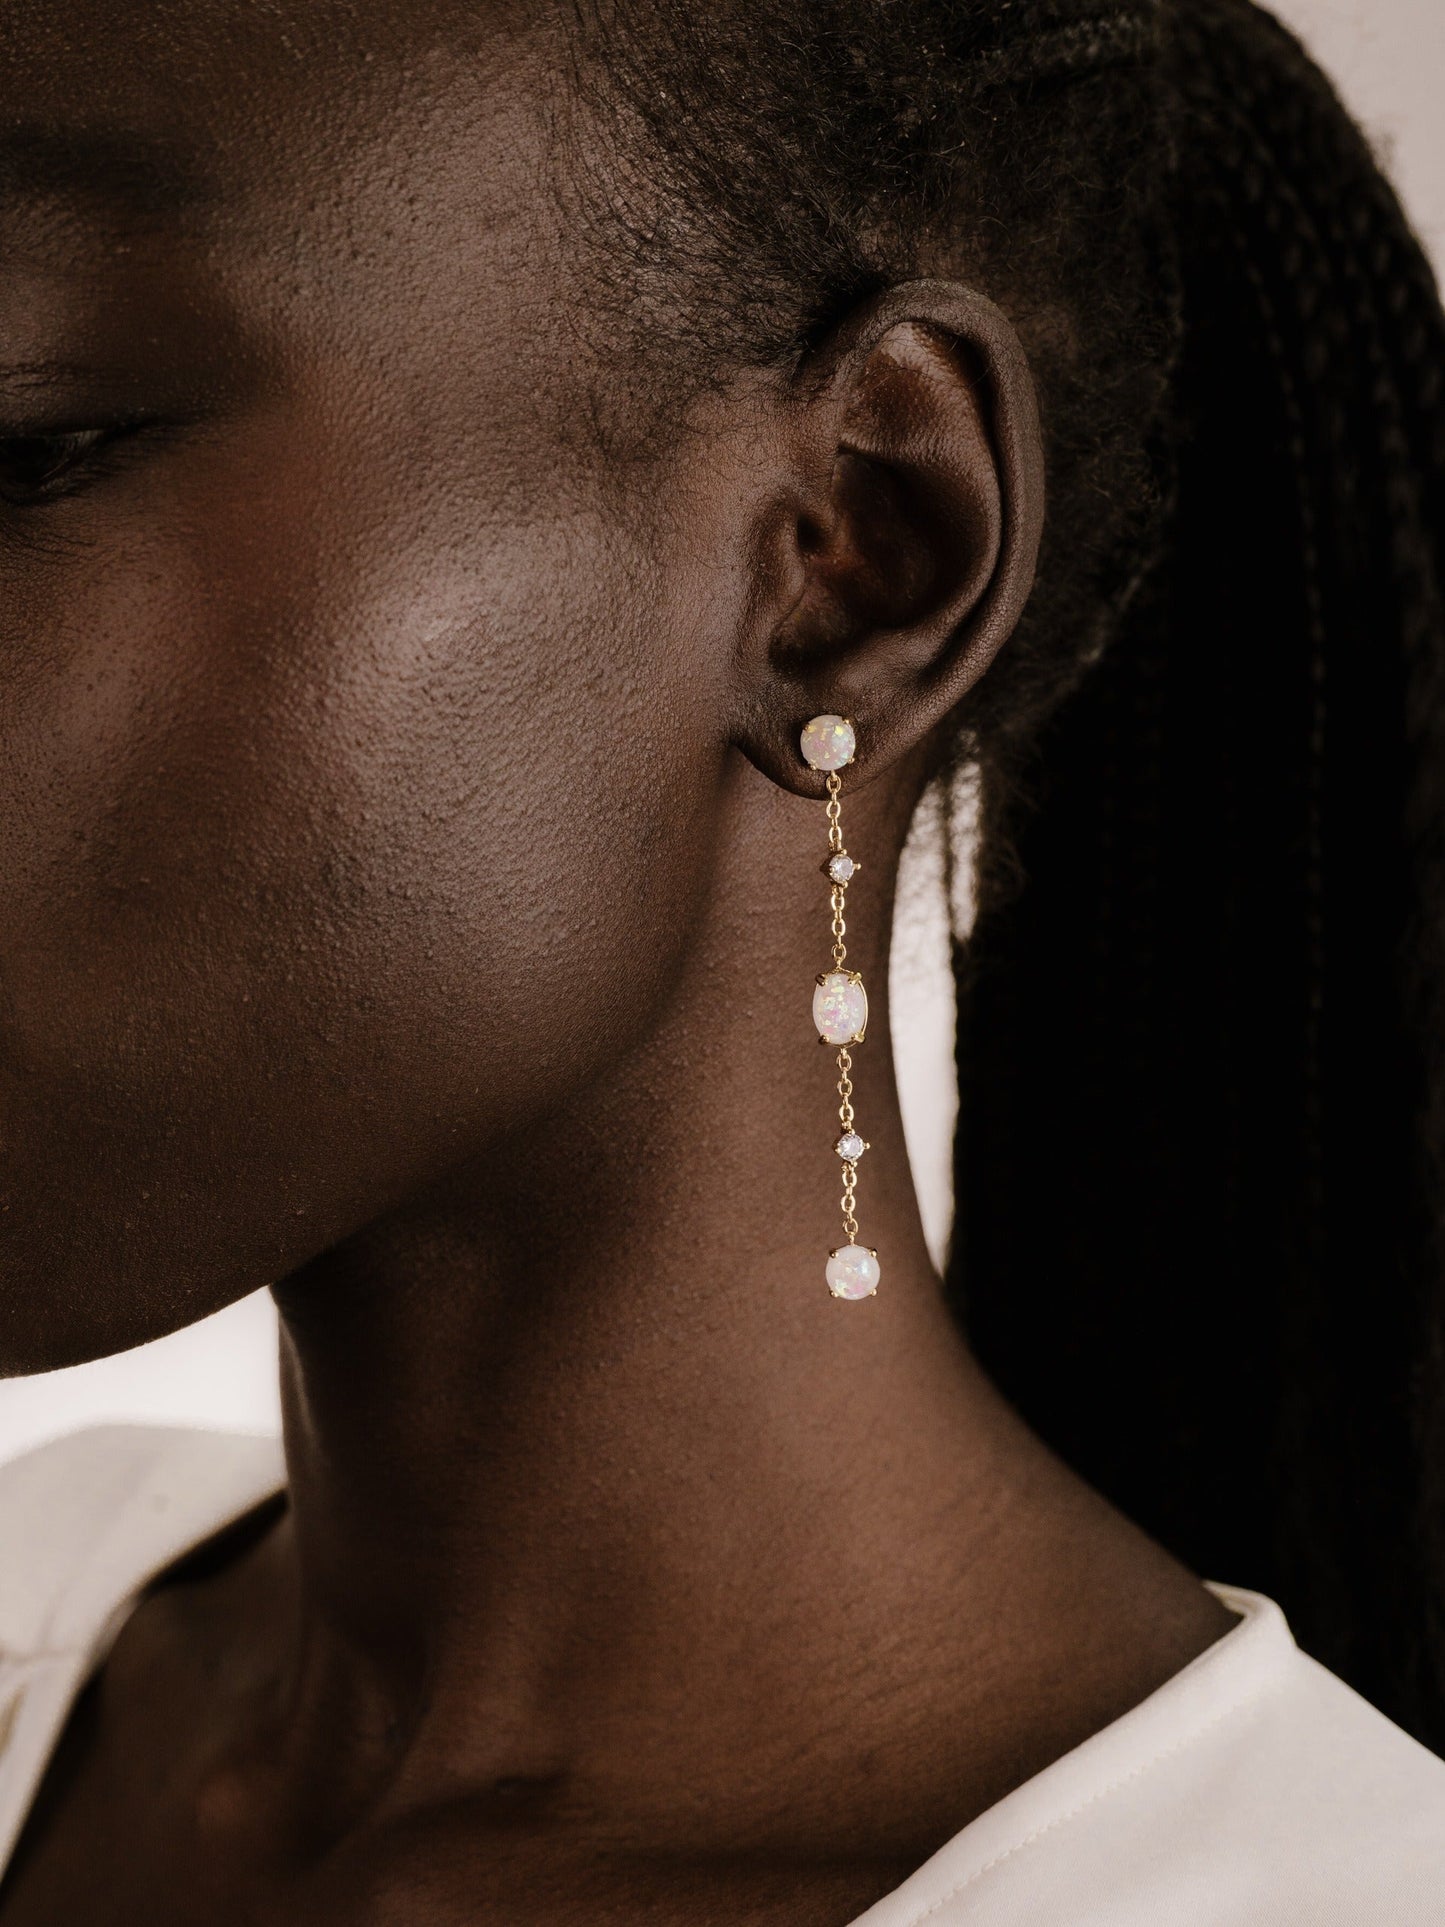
[836,1048,854,1126]
[837,1045,859,1239]
[841,1156,859,1243]
[825,769,844,851]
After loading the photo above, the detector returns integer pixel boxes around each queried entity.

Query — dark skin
[0,1,1233,1921]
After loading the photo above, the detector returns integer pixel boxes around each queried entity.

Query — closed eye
[0,423,147,507]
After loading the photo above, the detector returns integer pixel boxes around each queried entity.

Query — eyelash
[0,422,152,508]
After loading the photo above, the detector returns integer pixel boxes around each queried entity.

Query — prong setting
[799,714,857,772]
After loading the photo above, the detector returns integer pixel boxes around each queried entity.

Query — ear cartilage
[799,714,880,1301]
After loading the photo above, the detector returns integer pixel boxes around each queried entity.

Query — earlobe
[742,279,1045,795]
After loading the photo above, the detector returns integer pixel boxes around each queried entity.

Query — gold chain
[825,769,844,850]
[830,766,858,1247]
[830,886,847,970]
[827,773,847,969]
[837,1046,859,1242]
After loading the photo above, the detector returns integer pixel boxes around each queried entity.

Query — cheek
[0,441,721,1370]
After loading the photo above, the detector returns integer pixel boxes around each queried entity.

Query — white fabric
[0,1425,286,1876]
[1,1425,1443,1921]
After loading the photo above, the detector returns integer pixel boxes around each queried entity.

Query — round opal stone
[836,1131,867,1160]
[813,971,867,1045]
[827,853,856,883]
[800,714,856,772]
[827,1244,880,1300]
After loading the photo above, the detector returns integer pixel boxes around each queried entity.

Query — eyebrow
[0,123,219,223]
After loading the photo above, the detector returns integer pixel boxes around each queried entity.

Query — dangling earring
[800,714,880,1301]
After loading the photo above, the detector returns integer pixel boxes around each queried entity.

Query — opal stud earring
[800,714,881,1301]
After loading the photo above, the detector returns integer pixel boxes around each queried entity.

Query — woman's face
[0,0,763,1368]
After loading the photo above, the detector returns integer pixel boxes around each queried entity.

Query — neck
[262,753,1220,1857]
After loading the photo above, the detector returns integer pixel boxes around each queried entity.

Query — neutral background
[3,0,1443,1466]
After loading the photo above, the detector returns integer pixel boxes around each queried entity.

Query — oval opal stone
[827,1244,881,1299]
[813,971,867,1044]
[800,714,856,771]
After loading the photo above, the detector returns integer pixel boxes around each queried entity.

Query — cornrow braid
[964,9,1160,88]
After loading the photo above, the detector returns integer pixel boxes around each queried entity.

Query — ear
[734,279,1045,795]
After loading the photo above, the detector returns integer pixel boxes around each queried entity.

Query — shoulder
[856,1586,1445,1926]
[0,1423,285,1659]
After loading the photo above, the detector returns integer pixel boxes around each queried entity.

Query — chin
[0,1226,255,1380]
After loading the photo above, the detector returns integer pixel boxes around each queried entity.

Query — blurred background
[3,0,1442,1467]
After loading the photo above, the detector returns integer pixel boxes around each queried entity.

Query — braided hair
[960,3,1445,1750]
[568,0,1445,1748]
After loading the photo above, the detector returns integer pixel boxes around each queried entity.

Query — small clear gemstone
[813,971,867,1045]
[827,1244,880,1299]
[827,853,856,883]
[800,714,856,772]
[836,1131,867,1161]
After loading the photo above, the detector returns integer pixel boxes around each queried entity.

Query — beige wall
[1272,0,1444,267]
